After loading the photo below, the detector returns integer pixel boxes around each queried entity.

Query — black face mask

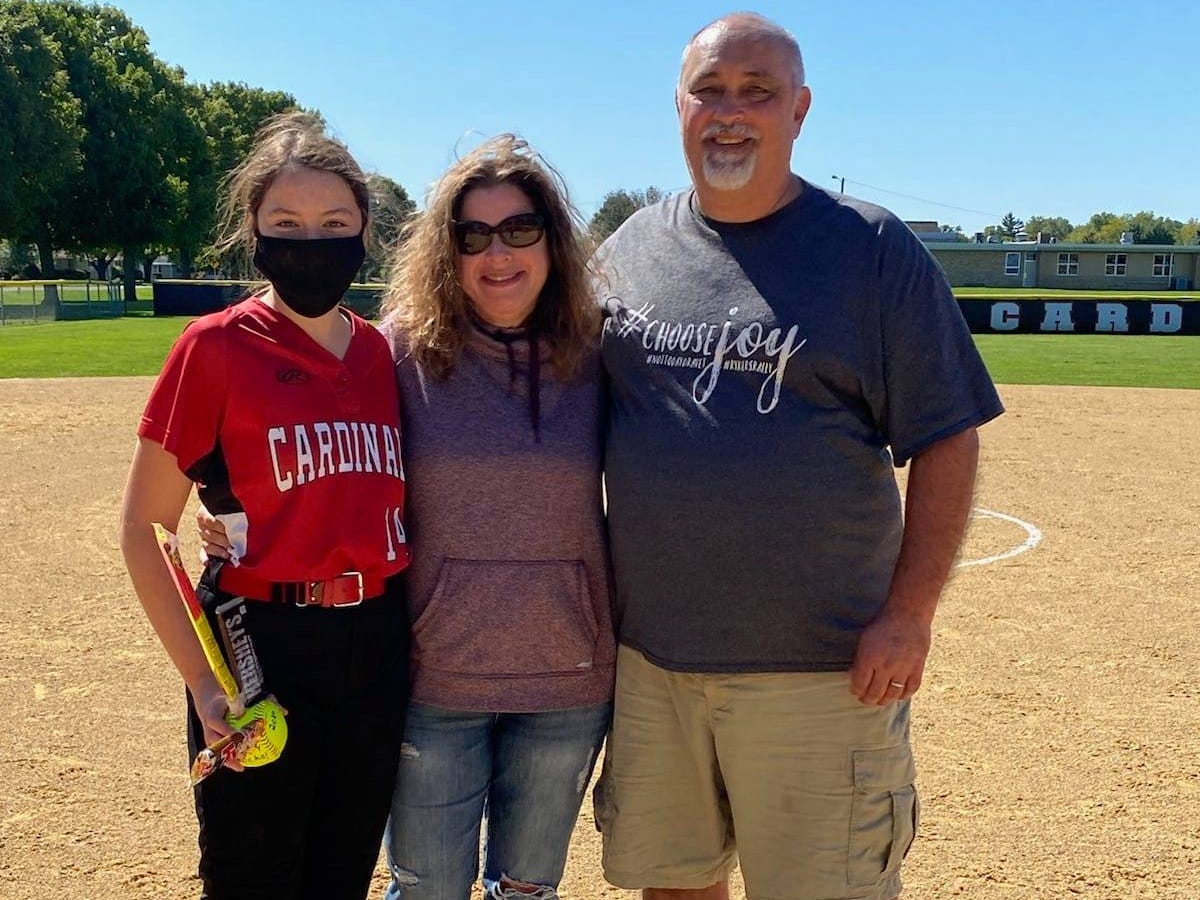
[252,231,366,318]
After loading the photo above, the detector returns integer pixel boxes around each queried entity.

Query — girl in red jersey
[119,112,410,900]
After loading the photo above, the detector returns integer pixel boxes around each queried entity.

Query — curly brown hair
[379,134,598,380]
[209,111,371,273]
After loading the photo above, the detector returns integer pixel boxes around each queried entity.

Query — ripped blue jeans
[384,702,611,900]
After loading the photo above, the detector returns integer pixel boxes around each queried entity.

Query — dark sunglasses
[453,213,546,255]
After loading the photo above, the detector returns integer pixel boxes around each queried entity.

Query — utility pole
[831,175,845,194]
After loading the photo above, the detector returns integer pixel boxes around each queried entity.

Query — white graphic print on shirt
[602,298,807,414]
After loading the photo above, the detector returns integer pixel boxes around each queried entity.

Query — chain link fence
[0,280,155,325]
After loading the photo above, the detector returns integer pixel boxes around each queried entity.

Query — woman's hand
[196,506,232,559]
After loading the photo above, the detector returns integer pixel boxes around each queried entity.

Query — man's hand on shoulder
[849,608,932,706]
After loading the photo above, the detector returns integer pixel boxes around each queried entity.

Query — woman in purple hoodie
[375,134,615,900]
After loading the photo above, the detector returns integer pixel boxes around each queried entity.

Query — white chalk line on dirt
[955,507,1043,569]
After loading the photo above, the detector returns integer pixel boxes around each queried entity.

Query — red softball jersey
[139,297,410,582]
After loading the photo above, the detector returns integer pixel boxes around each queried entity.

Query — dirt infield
[1,378,1197,900]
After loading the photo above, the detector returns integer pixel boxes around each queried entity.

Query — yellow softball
[227,697,288,767]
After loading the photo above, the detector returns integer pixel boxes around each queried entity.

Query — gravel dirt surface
[1,378,1197,899]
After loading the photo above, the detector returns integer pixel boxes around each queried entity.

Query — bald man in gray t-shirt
[592,13,1002,900]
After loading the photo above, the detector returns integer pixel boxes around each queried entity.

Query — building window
[1153,254,1174,277]
[1004,252,1020,276]
[1105,253,1127,276]
[1057,253,1079,276]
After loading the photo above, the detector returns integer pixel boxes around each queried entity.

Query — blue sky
[115,0,1198,235]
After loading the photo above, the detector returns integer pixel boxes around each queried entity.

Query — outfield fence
[0,280,154,325]
[152,279,384,319]
[1,279,387,325]
[11,281,1195,334]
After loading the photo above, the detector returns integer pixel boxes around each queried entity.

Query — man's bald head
[678,12,805,101]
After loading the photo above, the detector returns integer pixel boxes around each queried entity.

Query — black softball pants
[186,576,409,900]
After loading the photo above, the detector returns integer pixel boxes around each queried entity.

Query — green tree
[198,82,302,188]
[1177,219,1200,245]
[0,0,84,276]
[998,211,1024,240]
[361,173,415,282]
[2,3,313,288]
[9,240,35,275]
[194,82,305,277]
[1066,212,1123,243]
[1023,216,1073,242]
[11,2,202,299]
[1123,210,1181,245]
[129,82,216,282]
[1067,211,1182,244]
[590,187,665,241]
[76,5,201,300]
[155,82,222,278]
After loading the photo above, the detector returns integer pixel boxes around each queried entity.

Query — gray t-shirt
[598,183,1003,673]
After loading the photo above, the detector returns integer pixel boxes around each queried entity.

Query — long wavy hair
[380,134,598,380]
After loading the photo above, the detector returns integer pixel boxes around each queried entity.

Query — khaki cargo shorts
[594,645,918,900]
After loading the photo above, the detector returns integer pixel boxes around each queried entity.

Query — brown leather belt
[217,565,388,608]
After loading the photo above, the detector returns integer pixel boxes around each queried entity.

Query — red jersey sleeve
[138,318,227,476]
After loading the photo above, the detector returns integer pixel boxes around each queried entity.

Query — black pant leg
[189,578,409,900]
[297,581,410,900]
[188,689,322,900]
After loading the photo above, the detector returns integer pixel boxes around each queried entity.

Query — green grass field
[1,316,1198,388]
[0,317,191,378]
[973,334,1200,388]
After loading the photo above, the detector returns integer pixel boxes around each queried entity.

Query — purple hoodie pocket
[412,558,600,678]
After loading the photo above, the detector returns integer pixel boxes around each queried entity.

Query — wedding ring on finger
[888,680,906,691]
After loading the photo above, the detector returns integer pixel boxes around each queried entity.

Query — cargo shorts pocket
[847,745,919,886]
